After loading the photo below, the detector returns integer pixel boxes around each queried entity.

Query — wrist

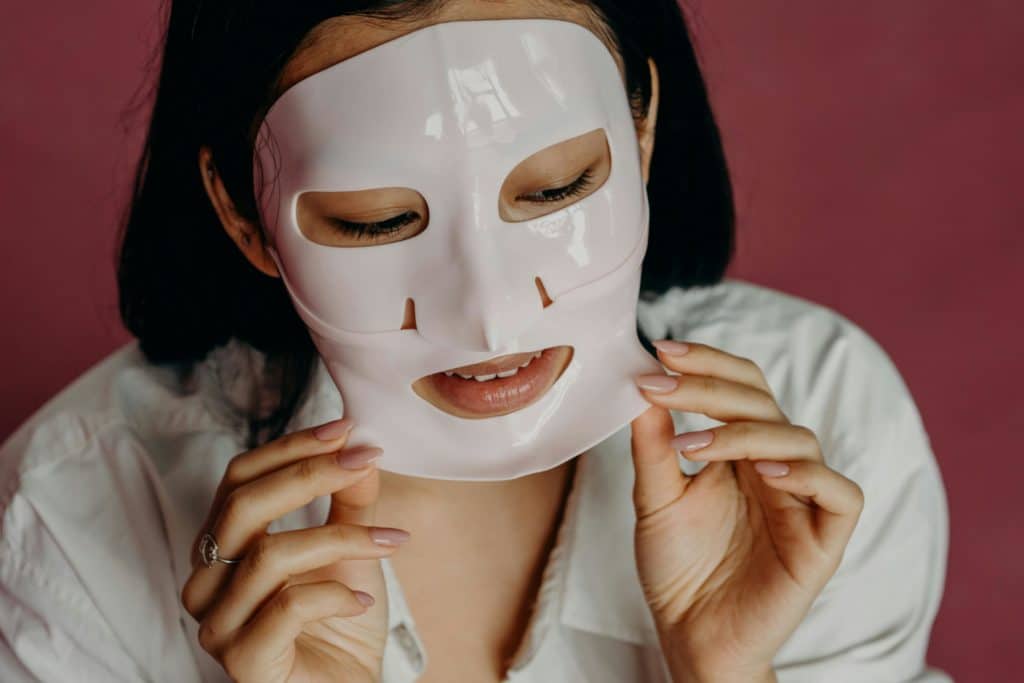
[667,662,776,683]
[659,635,776,683]
[668,662,777,683]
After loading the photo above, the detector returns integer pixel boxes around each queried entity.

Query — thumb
[325,462,381,528]
[321,465,387,592]
[630,404,688,519]
[311,466,389,615]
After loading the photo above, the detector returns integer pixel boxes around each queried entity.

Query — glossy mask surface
[253,18,662,480]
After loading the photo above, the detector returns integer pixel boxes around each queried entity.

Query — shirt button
[393,623,425,672]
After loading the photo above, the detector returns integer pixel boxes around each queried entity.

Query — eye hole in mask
[499,127,611,223]
[293,127,611,248]
[294,185,429,247]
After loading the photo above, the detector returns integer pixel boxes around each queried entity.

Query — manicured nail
[353,590,375,607]
[369,526,411,546]
[653,339,691,356]
[754,461,790,477]
[671,430,715,453]
[634,374,679,393]
[336,446,382,469]
[314,417,353,441]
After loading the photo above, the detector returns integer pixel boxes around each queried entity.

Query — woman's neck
[374,455,579,540]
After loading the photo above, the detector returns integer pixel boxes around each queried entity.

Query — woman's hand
[180,418,408,682]
[629,340,864,683]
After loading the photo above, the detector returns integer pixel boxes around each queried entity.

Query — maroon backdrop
[2,1,1021,679]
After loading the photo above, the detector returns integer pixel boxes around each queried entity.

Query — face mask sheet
[254,18,663,480]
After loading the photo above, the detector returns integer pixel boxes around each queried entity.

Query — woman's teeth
[443,351,542,382]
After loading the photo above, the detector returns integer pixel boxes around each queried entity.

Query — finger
[630,404,690,520]
[200,523,406,646]
[650,339,772,393]
[192,417,356,566]
[754,459,865,552]
[672,421,824,465]
[214,445,383,552]
[635,371,787,424]
[214,580,372,679]
[182,446,380,619]
[224,417,356,485]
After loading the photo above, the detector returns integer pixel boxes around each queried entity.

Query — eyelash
[517,169,594,203]
[329,211,419,239]
[328,169,595,237]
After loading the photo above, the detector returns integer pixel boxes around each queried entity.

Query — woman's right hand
[180,417,408,682]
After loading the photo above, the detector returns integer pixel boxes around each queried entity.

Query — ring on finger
[199,531,242,567]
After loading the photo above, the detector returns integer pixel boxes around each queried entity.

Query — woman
[0,1,951,682]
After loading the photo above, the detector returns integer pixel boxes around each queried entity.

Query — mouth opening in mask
[411,345,575,419]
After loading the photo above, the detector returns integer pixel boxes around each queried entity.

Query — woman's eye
[517,169,594,204]
[328,210,420,238]
[322,170,594,239]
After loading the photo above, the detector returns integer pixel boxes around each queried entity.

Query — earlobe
[638,57,660,186]
[197,146,280,279]
[248,240,282,279]
[234,225,280,279]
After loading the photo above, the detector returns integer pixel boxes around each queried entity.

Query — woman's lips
[411,345,574,419]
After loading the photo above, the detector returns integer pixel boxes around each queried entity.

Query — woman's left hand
[629,340,865,683]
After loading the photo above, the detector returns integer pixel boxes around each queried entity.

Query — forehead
[258,18,624,182]
[273,1,621,99]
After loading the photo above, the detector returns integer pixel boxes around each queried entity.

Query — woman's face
[200,0,659,421]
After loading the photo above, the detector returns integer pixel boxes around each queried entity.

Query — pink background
[2,1,1021,678]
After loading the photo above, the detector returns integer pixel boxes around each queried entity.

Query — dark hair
[117,0,735,447]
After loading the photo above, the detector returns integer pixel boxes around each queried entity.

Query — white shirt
[0,278,952,683]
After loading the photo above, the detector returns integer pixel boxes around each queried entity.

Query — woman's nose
[408,194,556,351]
[477,275,555,352]
[413,270,549,352]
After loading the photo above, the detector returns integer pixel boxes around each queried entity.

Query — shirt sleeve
[0,406,202,683]
[772,323,952,683]
[0,497,147,682]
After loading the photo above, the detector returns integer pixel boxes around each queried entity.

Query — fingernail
[653,339,690,356]
[634,374,678,393]
[369,526,411,546]
[670,430,714,453]
[754,461,790,477]
[353,590,375,607]
[314,417,353,441]
[336,446,382,469]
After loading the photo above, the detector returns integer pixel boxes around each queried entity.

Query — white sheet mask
[253,18,663,480]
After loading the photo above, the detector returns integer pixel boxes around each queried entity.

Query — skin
[187,1,864,681]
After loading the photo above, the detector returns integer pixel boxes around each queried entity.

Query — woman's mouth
[411,345,574,418]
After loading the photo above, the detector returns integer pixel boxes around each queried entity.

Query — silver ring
[198,532,241,567]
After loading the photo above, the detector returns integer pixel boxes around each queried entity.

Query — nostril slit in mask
[535,276,554,309]
[401,297,418,330]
